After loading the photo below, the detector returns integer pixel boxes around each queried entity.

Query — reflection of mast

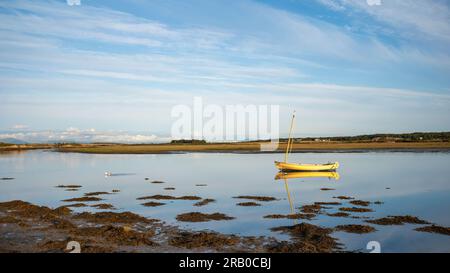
[276,170,340,225]
[284,179,294,214]
[283,178,297,225]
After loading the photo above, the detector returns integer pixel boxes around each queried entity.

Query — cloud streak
[0,128,168,144]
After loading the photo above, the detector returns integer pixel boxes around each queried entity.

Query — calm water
[1,150,450,253]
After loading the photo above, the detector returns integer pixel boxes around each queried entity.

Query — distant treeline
[296,132,450,142]
[170,139,207,144]
[2,132,449,146]
[168,133,450,144]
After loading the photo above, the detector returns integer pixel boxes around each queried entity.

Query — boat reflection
[274,171,340,224]
[275,171,340,180]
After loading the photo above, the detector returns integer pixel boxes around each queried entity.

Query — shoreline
[1,141,450,154]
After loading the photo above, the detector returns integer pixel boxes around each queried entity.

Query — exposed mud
[263,214,286,219]
[70,225,157,246]
[349,200,371,207]
[333,196,354,200]
[90,203,116,210]
[0,215,21,224]
[65,189,79,192]
[74,211,157,224]
[137,195,202,201]
[366,215,430,225]
[236,202,261,207]
[299,204,326,214]
[233,196,277,202]
[61,203,87,208]
[1,177,15,180]
[164,187,175,190]
[0,200,71,219]
[56,185,82,189]
[195,184,207,187]
[315,202,342,206]
[176,212,235,222]
[62,197,103,202]
[193,199,215,207]
[38,239,115,253]
[264,213,315,220]
[339,207,373,213]
[0,201,161,252]
[169,231,239,249]
[150,181,165,184]
[320,188,335,191]
[84,192,111,197]
[0,200,344,253]
[335,224,376,234]
[327,212,350,217]
[269,223,339,253]
[415,225,450,236]
[141,201,165,207]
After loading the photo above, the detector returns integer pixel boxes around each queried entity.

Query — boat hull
[274,161,339,172]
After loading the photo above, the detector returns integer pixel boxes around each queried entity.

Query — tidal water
[1,150,449,253]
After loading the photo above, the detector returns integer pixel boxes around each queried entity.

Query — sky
[0,0,449,143]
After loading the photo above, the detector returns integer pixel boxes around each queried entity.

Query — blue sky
[0,0,449,142]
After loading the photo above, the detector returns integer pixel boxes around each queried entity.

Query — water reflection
[275,171,340,180]
[275,171,340,224]
[1,151,449,252]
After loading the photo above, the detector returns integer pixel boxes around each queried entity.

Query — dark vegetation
[295,132,450,142]
[170,139,207,144]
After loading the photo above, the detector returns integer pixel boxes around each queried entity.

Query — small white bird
[104,171,112,177]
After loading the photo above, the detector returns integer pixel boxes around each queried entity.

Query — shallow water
[1,150,449,253]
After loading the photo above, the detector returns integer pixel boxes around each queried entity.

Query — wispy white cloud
[11,124,28,130]
[316,0,450,43]
[315,0,346,11]
[0,128,168,143]
[0,0,233,50]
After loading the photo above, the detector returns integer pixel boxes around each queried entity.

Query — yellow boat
[275,171,340,180]
[274,111,339,172]
[275,161,339,172]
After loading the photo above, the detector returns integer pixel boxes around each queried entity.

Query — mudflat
[2,141,449,154]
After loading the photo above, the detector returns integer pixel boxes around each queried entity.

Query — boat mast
[284,111,296,163]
